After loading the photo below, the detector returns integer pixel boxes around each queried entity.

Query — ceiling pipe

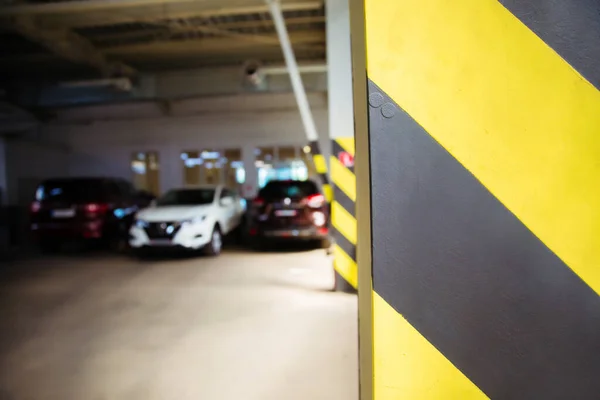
[266,0,319,142]
[261,63,327,75]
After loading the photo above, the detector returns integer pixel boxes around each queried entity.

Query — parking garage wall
[39,97,329,198]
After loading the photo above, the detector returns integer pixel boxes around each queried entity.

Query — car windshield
[36,179,107,202]
[259,180,319,199]
[156,189,215,206]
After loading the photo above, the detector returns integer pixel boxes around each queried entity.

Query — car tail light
[312,211,327,227]
[30,201,41,213]
[305,194,325,208]
[252,197,265,207]
[249,227,258,236]
[83,203,110,214]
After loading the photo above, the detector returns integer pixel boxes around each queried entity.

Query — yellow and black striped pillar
[330,137,357,292]
[308,140,332,203]
[351,0,600,398]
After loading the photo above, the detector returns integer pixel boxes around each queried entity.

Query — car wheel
[204,226,223,256]
[334,270,356,293]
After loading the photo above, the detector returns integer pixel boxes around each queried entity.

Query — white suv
[129,185,245,256]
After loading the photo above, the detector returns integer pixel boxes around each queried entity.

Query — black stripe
[499,0,600,90]
[318,173,330,185]
[332,139,355,174]
[309,140,321,155]
[333,186,354,218]
[332,224,356,262]
[368,79,600,399]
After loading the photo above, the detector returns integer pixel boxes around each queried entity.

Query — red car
[30,177,152,253]
[249,180,330,249]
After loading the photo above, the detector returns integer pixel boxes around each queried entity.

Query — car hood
[136,205,213,222]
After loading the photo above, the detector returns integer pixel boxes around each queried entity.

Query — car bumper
[129,223,212,249]
[31,220,105,239]
[256,226,329,241]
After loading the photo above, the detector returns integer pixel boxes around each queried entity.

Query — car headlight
[135,219,149,228]
[182,215,207,226]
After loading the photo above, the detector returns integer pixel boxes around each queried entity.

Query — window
[181,151,201,186]
[131,151,160,196]
[36,178,108,202]
[223,149,244,189]
[258,180,319,199]
[220,188,233,199]
[255,146,309,188]
[200,149,223,185]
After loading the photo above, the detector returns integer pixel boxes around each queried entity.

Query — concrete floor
[0,248,358,400]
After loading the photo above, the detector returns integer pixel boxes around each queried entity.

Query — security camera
[242,60,264,87]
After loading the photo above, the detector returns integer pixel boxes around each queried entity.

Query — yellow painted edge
[335,137,356,157]
[322,184,333,203]
[373,292,488,399]
[332,200,357,245]
[331,156,357,202]
[365,0,600,294]
[333,244,358,289]
[312,154,328,174]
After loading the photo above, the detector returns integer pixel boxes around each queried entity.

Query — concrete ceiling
[0,0,326,81]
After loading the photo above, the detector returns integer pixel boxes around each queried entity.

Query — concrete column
[242,144,258,199]
[327,0,354,142]
[327,0,358,292]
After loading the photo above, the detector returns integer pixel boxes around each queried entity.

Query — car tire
[334,270,356,293]
[204,226,223,256]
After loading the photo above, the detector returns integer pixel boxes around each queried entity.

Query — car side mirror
[220,197,233,207]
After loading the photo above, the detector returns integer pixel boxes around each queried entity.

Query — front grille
[144,221,182,239]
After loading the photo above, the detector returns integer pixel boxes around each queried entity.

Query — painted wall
[36,92,329,199]
[4,138,70,206]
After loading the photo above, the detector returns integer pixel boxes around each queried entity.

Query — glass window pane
[182,150,201,186]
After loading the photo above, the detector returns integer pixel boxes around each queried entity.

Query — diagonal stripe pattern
[308,140,332,203]
[360,0,600,398]
[331,137,357,290]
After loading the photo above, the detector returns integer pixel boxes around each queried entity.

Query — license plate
[52,209,75,218]
[149,239,173,246]
[275,210,297,217]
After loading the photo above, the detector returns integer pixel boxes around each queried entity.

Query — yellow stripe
[333,244,358,289]
[312,154,328,174]
[322,183,333,203]
[373,292,487,399]
[332,200,357,245]
[335,137,355,157]
[330,156,356,202]
[366,0,600,294]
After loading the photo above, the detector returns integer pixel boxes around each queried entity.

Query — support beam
[0,0,317,15]
[8,16,135,77]
[102,30,324,56]
[89,16,326,45]
[0,1,323,29]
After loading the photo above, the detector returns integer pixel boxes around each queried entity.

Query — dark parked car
[29,177,153,253]
[249,179,330,249]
